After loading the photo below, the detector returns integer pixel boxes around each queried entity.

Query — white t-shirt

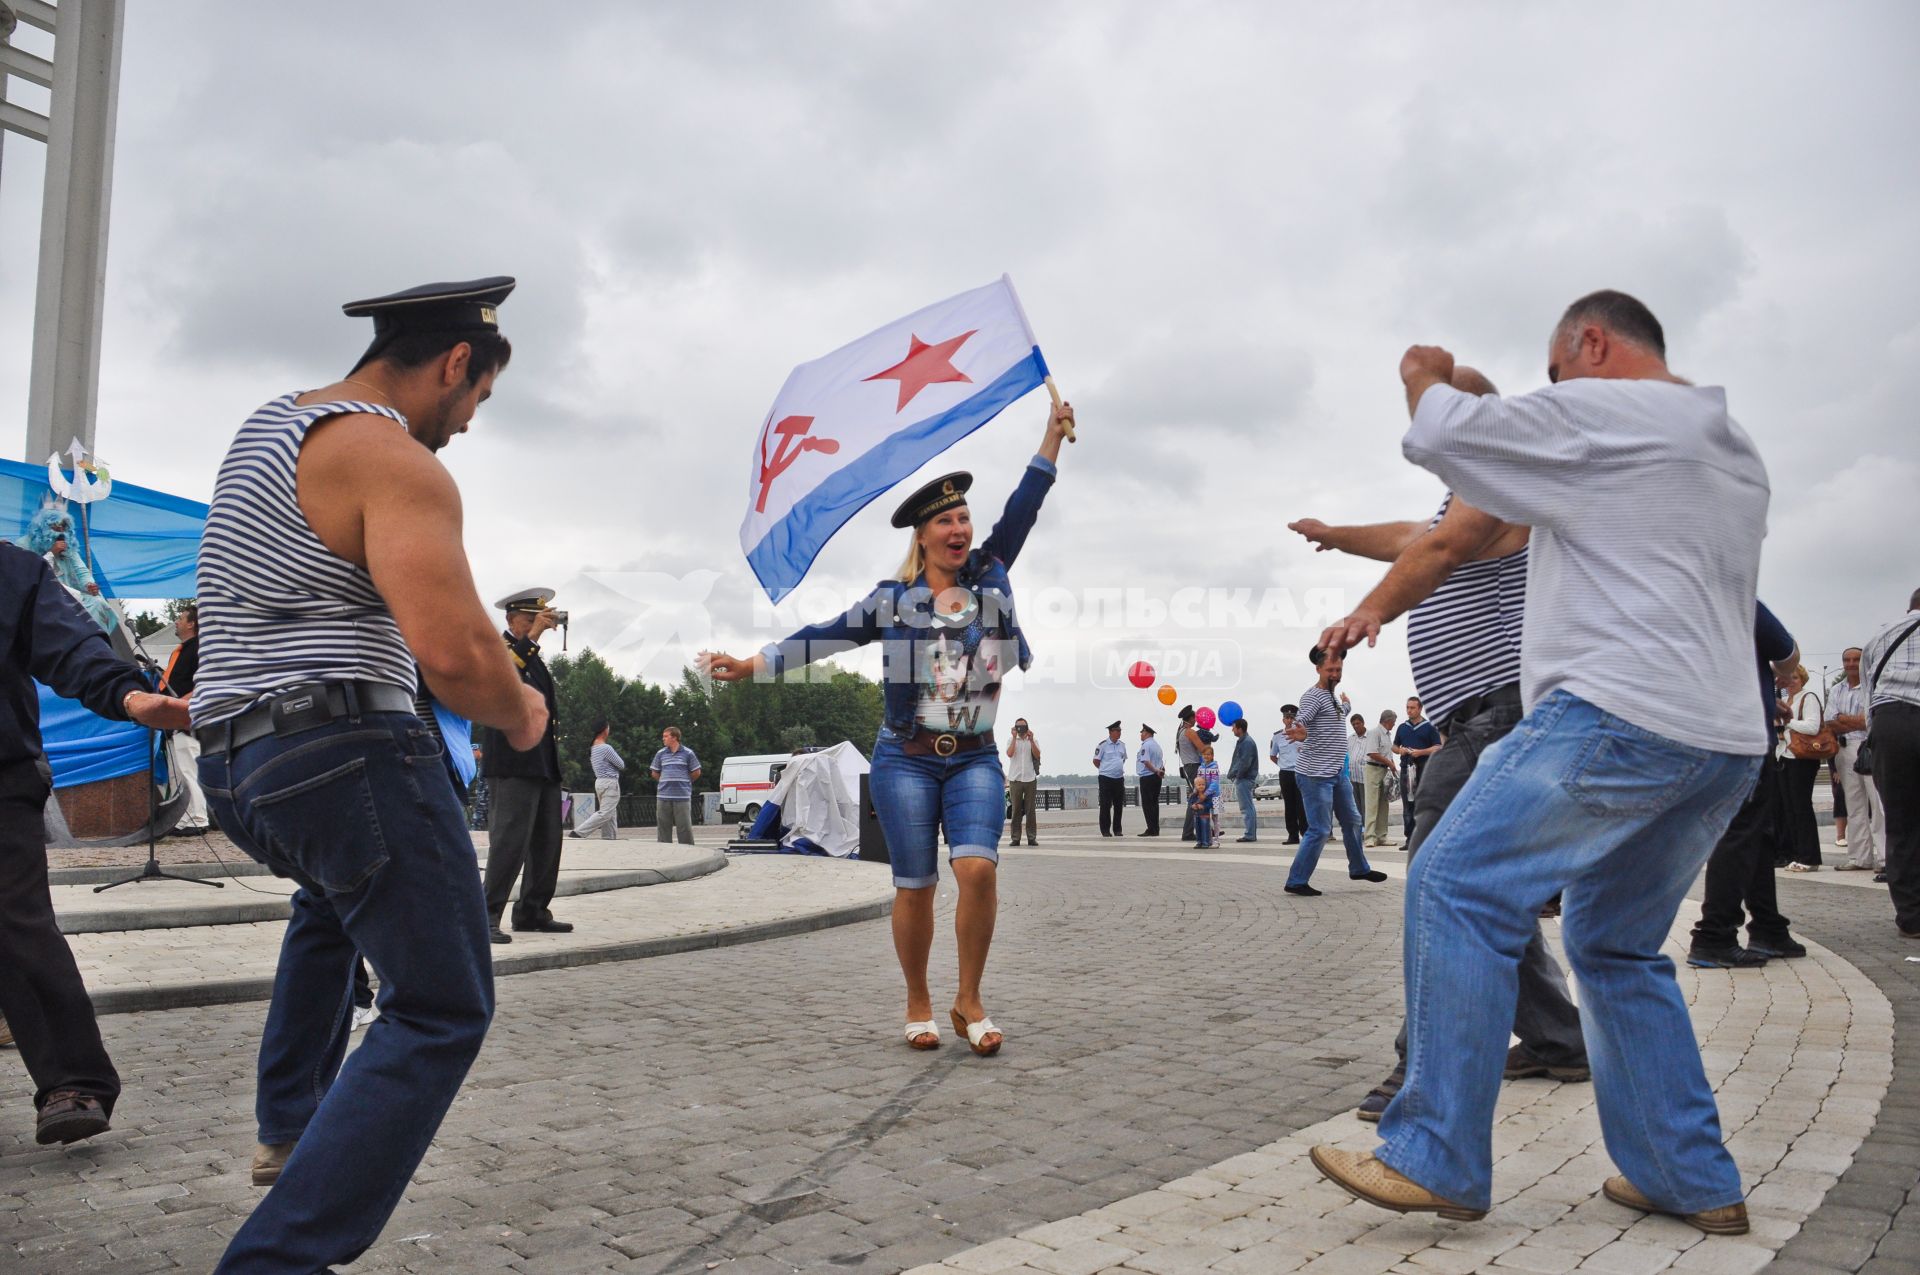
[1404,378,1770,755]
[1007,736,1039,782]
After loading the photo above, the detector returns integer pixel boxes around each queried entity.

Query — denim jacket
[760,455,1056,734]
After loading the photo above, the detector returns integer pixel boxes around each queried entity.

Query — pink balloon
[1195,706,1217,730]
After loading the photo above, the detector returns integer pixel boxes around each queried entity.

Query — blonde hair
[1790,664,1809,686]
[894,530,924,583]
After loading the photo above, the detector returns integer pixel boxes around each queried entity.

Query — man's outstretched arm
[1316,498,1527,655]
[1286,518,1429,563]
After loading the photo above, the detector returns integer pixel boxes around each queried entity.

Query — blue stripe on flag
[746,346,1047,601]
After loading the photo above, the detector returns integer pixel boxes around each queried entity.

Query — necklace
[340,377,393,403]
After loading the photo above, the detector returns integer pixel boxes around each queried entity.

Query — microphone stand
[94,646,222,893]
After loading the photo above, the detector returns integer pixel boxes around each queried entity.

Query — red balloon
[1127,661,1155,689]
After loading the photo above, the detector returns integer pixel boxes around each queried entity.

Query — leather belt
[197,681,418,757]
[902,726,995,758]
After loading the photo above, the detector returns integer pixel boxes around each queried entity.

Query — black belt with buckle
[197,680,418,757]
[902,726,995,758]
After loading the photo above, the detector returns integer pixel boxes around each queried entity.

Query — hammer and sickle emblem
[755,414,841,513]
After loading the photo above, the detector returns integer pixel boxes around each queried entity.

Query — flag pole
[1004,274,1074,443]
[1043,376,1076,444]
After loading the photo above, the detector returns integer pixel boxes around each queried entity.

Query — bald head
[1451,365,1498,397]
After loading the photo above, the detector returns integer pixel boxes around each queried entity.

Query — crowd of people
[2,277,1916,1273]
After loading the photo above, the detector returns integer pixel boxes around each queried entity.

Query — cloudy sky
[3,1,1914,753]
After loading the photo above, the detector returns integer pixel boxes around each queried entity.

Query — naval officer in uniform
[481,588,571,943]
[1093,721,1129,837]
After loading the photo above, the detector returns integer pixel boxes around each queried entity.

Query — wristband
[122,688,143,718]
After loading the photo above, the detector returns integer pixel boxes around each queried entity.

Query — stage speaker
[858,773,890,864]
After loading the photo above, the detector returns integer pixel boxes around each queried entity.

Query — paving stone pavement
[65,854,893,1015]
[2,828,1912,1274]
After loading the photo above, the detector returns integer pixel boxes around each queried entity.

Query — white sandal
[949,1009,1003,1056]
[903,1020,941,1050]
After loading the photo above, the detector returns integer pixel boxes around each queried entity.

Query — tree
[129,612,166,638]
[547,650,883,793]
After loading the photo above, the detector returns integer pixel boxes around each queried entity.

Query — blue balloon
[1218,700,1243,726]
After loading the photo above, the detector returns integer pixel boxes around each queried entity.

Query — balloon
[1156,685,1177,706]
[1127,661,1155,690]
[1218,700,1243,726]
[1195,706,1216,730]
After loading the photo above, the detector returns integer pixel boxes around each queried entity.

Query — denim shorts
[868,726,1005,888]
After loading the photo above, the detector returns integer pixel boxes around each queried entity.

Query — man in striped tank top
[192,279,550,1274]
[1288,367,1588,1126]
[1312,293,1770,1237]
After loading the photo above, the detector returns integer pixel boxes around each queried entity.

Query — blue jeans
[1235,778,1258,838]
[1287,773,1371,885]
[1379,691,1759,1213]
[869,728,1004,888]
[200,713,494,1275]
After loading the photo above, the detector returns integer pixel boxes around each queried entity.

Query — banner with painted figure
[740,275,1049,601]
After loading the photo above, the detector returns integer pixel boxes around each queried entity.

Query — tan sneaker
[1602,1175,1748,1235]
[1309,1146,1486,1221]
[251,1142,295,1187]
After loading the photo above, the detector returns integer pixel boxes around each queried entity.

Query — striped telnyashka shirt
[191,395,419,729]
[1404,378,1771,756]
[1405,495,1527,730]
[1293,686,1347,779]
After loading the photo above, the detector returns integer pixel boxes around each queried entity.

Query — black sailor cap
[343,276,515,362]
[891,471,972,529]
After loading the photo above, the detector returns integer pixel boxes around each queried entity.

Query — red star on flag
[864,330,977,412]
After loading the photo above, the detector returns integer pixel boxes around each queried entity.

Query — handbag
[1856,616,1920,775]
[1785,690,1838,761]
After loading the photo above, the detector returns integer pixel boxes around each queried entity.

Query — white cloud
[1,1,1916,745]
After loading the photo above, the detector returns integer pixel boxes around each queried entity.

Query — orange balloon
[1156,685,1177,706]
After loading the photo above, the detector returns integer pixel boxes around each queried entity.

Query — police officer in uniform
[1093,720,1129,837]
[0,543,189,1144]
[481,588,571,943]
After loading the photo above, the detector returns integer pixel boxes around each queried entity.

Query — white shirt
[1863,611,1920,710]
[1346,732,1370,776]
[1829,679,1868,744]
[1778,688,1824,760]
[1270,729,1299,770]
[1363,726,1394,767]
[1405,378,1770,755]
[1007,735,1039,783]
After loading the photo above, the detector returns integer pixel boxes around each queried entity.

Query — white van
[718,753,795,823]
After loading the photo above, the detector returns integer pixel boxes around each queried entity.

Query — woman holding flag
[704,397,1074,1056]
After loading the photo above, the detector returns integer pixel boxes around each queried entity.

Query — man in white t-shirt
[1004,718,1042,847]
[1313,290,1769,1237]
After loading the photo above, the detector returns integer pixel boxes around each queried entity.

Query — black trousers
[1278,769,1302,839]
[1179,763,1200,839]
[0,789,119,1115]
[1097,775,1126,835]
[483,777,563,926]
[1139,773,1162,834]
[1779,756,1822,867]
[1691,754,1792,950]
[1874,703,1920,932]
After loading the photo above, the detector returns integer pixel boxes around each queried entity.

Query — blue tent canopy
[1,456,208,598]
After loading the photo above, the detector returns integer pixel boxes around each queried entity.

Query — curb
[57,852,729,935]
[86,890,892,1016]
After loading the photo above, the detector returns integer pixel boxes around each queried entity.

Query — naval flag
[740,275,1049,601]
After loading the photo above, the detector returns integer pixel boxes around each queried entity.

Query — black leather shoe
[488,928,512,945]
[1504,1044,1591,1081]
[1284,883,1322,897]
[1235,836,1256,843]
[513,920,574,934]
[36,1090,109,1145]
[1350,870,1388,883]
[1686,945,1767,969]
[1284,837,1300,844]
